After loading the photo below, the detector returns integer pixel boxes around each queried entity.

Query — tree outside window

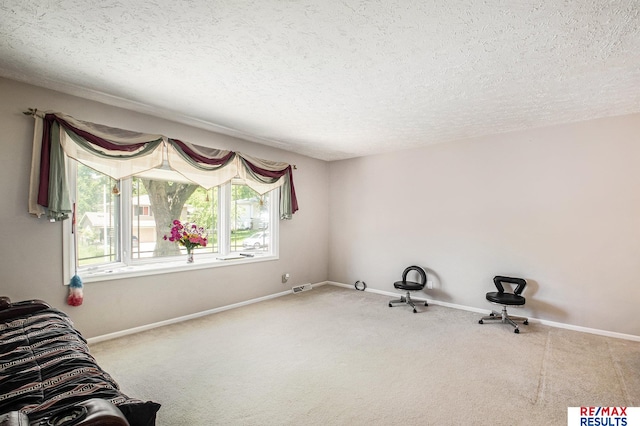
[73,161,275,271]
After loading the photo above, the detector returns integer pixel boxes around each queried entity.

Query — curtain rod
[22,107,297,169]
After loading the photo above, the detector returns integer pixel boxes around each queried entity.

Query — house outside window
[134,205,151,217]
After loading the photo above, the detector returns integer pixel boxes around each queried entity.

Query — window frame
[64,160,280,284]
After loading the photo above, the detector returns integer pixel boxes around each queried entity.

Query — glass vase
[186,248,194,263]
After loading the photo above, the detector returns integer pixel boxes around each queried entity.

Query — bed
[0,297,160,426]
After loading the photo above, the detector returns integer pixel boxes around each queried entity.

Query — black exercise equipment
[478,275,529,333]
[388,266,428,313]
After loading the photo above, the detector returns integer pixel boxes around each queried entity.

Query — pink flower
[164,219,208,252]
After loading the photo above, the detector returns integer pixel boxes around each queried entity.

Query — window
[134,206,151,216]
[29,112,297,284]
[67,160,279,282]
[230,183,271,253]
[75,166,119,267]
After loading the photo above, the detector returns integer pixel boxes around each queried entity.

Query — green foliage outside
[75,161,269,266]
[76,164,118,267]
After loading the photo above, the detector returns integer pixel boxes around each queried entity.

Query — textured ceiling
[1,1,639,161]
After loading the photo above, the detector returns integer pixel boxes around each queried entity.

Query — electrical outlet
[427,280,433,289]
[282,273,290,283]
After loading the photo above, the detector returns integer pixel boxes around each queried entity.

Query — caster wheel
[424,302,428,306]
[489,312,495,317]
[413,309,417,313]
[388,303,392,307]
[514,328,520,334]
[478,319,484,324]
[523,320,529,325]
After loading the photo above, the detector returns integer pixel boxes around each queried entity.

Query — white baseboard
[325,281,640,342]
[88,280,639,345]
[87,289,293,345]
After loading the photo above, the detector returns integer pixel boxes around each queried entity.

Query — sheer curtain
[28,111,299,221]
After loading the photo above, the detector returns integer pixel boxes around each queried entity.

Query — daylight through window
[71,161,277,279]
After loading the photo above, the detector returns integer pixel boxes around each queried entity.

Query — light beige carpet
[90,285,640,425]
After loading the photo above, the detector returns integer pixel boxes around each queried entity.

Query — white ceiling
[1,1,639,161]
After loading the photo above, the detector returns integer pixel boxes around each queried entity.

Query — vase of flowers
[164,219,208,263]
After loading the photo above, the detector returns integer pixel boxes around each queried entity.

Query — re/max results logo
[568,407,640,426]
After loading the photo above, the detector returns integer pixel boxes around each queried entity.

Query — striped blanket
[0,308,160,425]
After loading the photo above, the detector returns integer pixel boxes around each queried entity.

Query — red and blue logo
[568,407,639,425]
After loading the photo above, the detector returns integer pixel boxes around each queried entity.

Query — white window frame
[63,161,279,284]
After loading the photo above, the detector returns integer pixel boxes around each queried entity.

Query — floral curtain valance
[28,111,298,221]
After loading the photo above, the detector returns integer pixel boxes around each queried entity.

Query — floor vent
[292,284,312,294]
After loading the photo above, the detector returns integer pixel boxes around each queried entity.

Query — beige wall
[2,76,639,339]
[0,78,329,338]
[329,114,640,336]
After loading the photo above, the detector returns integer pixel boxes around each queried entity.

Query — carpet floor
[89,285,640,425]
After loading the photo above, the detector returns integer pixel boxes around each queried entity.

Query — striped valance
[28,111,298,221]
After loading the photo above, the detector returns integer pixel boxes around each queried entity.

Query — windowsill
[78,253,277,284]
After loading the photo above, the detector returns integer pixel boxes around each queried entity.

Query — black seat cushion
[394,280,425,291]
[486,291,525,306]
